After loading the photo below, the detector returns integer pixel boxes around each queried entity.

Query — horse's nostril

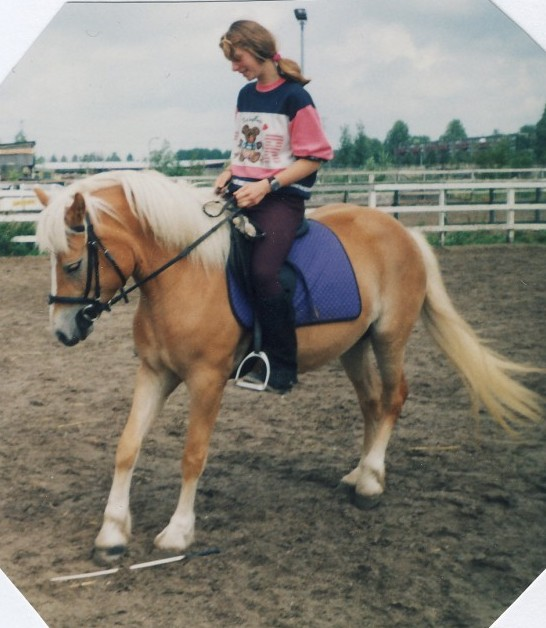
[56,330,80,347]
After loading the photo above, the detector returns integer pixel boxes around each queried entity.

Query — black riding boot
[246,293,298,394]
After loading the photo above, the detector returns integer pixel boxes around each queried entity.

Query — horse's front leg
[94,363,178,562]
[154,370,226,552]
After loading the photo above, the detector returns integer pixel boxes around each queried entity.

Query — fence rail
[308,180,546,244]
[2,178,546,246]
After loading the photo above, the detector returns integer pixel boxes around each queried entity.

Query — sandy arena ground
[1,244,545,627]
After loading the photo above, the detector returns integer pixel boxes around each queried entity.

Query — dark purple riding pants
[245,194,305,299]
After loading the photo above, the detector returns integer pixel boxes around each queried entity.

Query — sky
[1,0,546,161]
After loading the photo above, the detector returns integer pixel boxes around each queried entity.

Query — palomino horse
[35,170,541,562]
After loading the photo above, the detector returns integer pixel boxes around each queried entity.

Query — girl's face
[230,47,264,82]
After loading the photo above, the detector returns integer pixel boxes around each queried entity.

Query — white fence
[0,189,43,222]
[2,178,545,246]
[309,179,546,244]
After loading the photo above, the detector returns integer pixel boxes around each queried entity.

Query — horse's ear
[34,186,49,207]
[65,192,86,230]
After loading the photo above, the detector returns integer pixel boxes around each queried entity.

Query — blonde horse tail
[408,229,543,431]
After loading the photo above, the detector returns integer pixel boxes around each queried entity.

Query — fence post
[392,189,400,220]
[369,185,377,208]
[488,187,496,224]
[506,187,515,243]
[439,188,446,246]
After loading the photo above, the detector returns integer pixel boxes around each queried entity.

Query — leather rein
[48,197,242,327]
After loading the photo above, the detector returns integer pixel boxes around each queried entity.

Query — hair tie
[272,52,281,62]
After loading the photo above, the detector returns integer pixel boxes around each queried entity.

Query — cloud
[309,0,546,140]
[1,0,545,159]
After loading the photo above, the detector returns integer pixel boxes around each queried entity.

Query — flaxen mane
[36,170,230,268]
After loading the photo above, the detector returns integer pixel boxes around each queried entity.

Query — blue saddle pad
[227,219,361,329]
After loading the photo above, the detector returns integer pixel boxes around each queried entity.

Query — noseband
[48,198,242,325]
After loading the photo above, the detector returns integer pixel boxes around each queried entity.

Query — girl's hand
[214,169,232,195]
[233,179,270,208]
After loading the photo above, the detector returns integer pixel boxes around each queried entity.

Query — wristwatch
[267,176,282,193]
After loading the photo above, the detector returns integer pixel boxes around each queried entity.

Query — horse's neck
[134,259,236,359]
[132,233,227,309]
[100,189,234,334]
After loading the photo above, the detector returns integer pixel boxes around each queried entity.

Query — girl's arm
[234,158,321,208]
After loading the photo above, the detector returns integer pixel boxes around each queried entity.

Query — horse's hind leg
[340,330,408,502]
[94,363,178,563]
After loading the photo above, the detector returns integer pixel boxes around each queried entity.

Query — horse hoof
[336,481,355,499]
[92,545,127,566]
[353,492,382,510]
[336,482,382,509]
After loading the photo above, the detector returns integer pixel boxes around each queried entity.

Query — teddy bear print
[238,124,263,163]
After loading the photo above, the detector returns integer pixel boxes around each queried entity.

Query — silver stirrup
[234,351,271,391]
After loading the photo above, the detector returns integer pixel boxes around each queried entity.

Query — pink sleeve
[289,104,334,161]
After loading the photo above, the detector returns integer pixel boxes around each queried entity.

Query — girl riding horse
[215,20,333,394]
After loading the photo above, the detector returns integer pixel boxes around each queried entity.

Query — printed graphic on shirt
[233,112,295,170]
[236,124,262,163]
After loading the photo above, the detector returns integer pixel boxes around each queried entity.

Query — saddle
[228,214,310,309]
[227,214,362,329]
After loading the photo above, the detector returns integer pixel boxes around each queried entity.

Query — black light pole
[294,8,307,73]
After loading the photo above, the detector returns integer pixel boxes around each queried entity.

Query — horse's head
[35,186,133,347]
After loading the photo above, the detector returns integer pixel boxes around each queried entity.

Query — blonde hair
[220,20,310,86]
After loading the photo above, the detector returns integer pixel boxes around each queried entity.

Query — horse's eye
[65,260,82,274]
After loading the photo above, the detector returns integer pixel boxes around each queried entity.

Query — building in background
[0,141,36,180]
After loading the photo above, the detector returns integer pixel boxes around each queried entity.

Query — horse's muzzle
[55,306,98,346]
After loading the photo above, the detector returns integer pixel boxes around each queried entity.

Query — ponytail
[275,55,310,86]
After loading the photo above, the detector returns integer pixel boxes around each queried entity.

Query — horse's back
[312,203,425,277]
[312,203,413,248]
[312,204,428,334]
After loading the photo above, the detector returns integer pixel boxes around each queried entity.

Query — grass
[0,223,40,256]
[426,230,546,246]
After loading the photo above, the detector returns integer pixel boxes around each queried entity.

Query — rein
[49,197,242,325]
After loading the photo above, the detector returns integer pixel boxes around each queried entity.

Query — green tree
[14,130,27,143]
[150,140,180,175]
[384,120,410,163]
[351,123,371,167]
[439,120,468,165]
[367,138,387,169]
[517,124,535,148]
[492,137,511,167]
[474,138,511,168]
[512,125,535,167]
[440,119,467,142]
[175,148,230,161]
[82,153,103,162]
[535,104,546,164]
[333,125,354,167]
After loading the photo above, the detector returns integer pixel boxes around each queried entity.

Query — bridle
[48,215,129,327]
[48,197,242,328]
